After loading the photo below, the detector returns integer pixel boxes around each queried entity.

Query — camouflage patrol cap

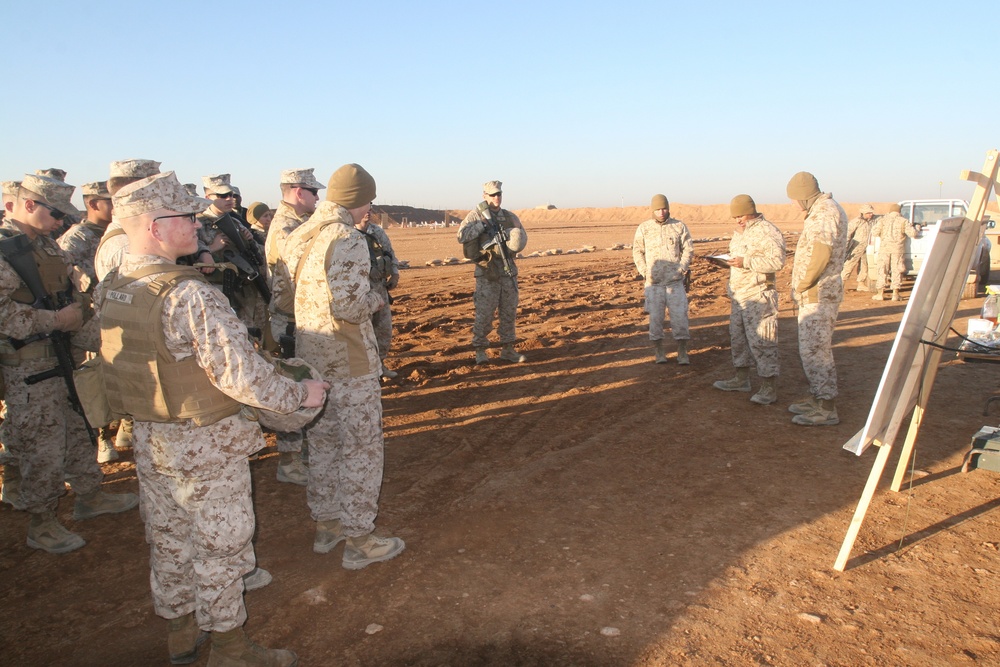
[202,173,235,196]
[1,181,21,197]
[280,168,325,190]
[109,159,162,179]
[183,183,198,196]
[21,174,80,217]
[483,180,502,195]
[256,357,324,432]
[81,181,111,199]
[730,194,757,217]
[786,171,821,200]
[651,194,669,210]
[35,168,67,182]
[860,204,875,215]
[326,163,376,209]
[113,171,211,219]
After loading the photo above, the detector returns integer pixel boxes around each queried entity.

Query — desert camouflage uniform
[870,211,916,292]
[457,206,527,349]
[94,219,129,283]
[94,253,307,631]
[57,221,107,292]
[840,214,874,287]
[290,202,387,536]
[727,216,786,377]
[360,222,399,362]
[791,193,849,400]
[0,220,102,513]
[632,217,693,341]
[266,200,311,344]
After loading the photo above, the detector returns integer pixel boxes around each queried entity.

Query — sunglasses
[32,200,66,221]
[152,212,198,224]
[486,192,502,197]
[213,192,235,199]
[298,187,319,196]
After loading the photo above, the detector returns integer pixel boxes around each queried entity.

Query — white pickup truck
[866,199,993,296]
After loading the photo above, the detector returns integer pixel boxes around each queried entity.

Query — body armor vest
[362,229,390,282]
[99,265,241,426]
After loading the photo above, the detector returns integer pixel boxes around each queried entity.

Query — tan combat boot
[380,363,398,379]
[676,339,690,365]
[474,348,489,365]
[713,367,751,392]
[116,418,134,450]
[653,339,667,364]
[792,398,840,426]
[891,290,901,302]
[499,345,526,363]
[872,291,885,301]
[168,612,209,665]
[313,518,346,554]
[750,377,777,405]
[97,427,119,463]
[207,627,297,667]
[27,511,86,554]
[788,395,818,415]
[342,533,406,570]
[275,452,307,486]
[72,489,139,521]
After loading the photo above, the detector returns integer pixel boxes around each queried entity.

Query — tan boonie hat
[730,194,757,217]
[21,174,80,217]
[326,164,376,209]
[256,357,324,432]
[1,181,21,197]
[280,168,325,190]
[35,168,67,182]
[483,180,502,195]
[113,171,211,219]
[202,173,235,196]
[109,159,162,179]
[81,181,111,199]
[860,204,875,215]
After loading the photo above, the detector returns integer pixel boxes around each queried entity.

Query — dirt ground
[3,213,1000,666]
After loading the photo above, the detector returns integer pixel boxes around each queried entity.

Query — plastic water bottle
[983,286,1000,324]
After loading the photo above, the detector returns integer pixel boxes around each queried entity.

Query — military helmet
[256,357,324,432]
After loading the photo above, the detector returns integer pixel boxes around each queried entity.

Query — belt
[0,342,56,366]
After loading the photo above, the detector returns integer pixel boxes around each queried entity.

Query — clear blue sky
[2,1,997,211]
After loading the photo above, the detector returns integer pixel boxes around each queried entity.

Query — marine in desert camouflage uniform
[94,159,163,283]
[457,180,529,364]
[97,171,327,666]
[841,203,876,292]
[632,193,694,364]
[786,172,849,426]
[355,208,400,379]
[712,195,786,404]
[870,203,917,301]
[264,168,325,487]
[0,174,137,554]
[290,163,405,570]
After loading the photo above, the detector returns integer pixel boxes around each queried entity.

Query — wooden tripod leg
[891,404,925,492]
[834,441,892,571]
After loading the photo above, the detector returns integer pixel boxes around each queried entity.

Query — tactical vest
[99,265,242,426]
[362,229,390,282]
[0,230,70,363]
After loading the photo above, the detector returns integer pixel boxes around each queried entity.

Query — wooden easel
[834,150,1000,571]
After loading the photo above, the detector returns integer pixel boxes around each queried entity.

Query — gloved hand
[54,302,83,332]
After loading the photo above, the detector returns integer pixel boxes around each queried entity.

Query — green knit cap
[326,163,376,209]
[786,172,820,200]
[730,194,757,217]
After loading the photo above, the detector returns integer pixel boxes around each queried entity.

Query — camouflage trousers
[841,247,868,285]
[874,252,905,291]
[0,358,101,513]
[473,276,519,348]
[796,300,840,400]
[305,374,384,536]
[275,428,303,454]
[730,290,779,377]
[644,282,689,340]
[138,457,254,632]
[371,283,393,361]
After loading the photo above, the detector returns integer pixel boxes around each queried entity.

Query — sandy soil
[3,208,1000,666]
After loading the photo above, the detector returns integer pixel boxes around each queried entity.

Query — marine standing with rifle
[457,180,529,364]
[0,174,137,554]
[355,208,400,379]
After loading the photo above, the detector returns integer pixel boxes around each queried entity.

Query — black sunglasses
[299,186,318,196]
[152,212,198,224]
[213,192,235,199]
[32,200,66,221]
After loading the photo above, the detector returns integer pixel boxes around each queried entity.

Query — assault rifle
[478,202,514,278]
[213,213,271,303]
[0,234,98,448]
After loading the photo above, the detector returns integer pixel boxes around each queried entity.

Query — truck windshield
[913,204,951,225]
